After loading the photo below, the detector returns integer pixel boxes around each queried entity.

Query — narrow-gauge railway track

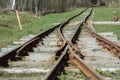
[43,8,105,80]
[0,8,104,80]
[84,9,120,58]
[0,7,120,80]
[77,28,120,70]
[0,24,61,67]
[85,24,120,58]
[0,8,86,67]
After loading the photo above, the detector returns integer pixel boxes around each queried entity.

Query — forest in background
[0,0,88,14]
[0,0,120,15]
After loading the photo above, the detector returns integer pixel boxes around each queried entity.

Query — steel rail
[56,8,89,59]
[68,7,104,80]
[58,8,88,41]
[13,7,88,58]
[84,22,120,58]
[69,8,93,58]
[0,7,105,80]
[43,43,68,80]
[0,8,88,67]
[68,46,105,80]
[0,23,61,67]
[84,7,120,58]
[43,7,104,80]
[43,8,89,80]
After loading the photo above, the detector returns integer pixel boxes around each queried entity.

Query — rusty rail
[68,8,104,80]
[43,43,68,80]
[0,7,105,80]
[84,7,120,58]
[43,7,104,80]
[0,8,87,67]
[43,8,89,80]
[84,23,120,58]
[0,23,61,67]
[68,46,104,80]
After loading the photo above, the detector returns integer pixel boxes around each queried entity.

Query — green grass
[94,7,120,21]
[58,71,85,80]
[94,7,120,40]
[94,24,120,40]
[0,12,38,48]
[0,12,37,29]
[0,8,85,48]
[0,71,45,80]
[96,68,120,79]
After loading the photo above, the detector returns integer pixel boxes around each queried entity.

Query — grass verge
[0,8,84,48]
[94,24,120,40]
[94,7,120,21]
[96,68,120,79]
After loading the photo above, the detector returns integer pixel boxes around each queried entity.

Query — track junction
[0,8,120,80]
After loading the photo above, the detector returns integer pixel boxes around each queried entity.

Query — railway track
[43,8,104,80]
[85,24,120,58]
[0,7,120,80]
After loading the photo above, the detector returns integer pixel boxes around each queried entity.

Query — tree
[0,0,85,14]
